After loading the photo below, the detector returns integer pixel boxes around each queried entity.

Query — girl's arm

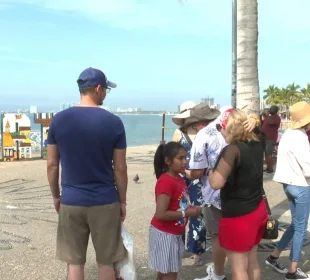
[155,194,200,221]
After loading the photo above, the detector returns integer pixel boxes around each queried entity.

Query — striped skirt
[148,225,185,274]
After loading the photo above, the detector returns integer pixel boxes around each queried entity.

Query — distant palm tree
[263,85,280,105]
[286,82,301,106]
[301,83,310,102]
[236,0,260,114]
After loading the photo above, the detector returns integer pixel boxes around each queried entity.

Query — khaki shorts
[56,202,126,265]
[203,205,221,236]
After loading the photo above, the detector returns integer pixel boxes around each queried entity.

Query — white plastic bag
[114,224,137,280]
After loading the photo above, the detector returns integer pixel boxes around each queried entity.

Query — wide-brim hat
[290,101,310,129]
[186,104,220,126]
[172,101,196,126]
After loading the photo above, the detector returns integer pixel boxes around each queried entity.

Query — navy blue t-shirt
[47,107,127,206]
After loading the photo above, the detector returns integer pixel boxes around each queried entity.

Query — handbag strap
[261,188,272,216]
[182,133,193,147]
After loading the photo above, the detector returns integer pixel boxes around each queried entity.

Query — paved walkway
[0,146,309,279]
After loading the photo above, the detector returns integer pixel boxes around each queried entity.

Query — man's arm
[113,148,128,204]
[47,144,60,199]
[188,131,208,179]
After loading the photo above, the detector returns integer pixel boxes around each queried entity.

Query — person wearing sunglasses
[47,67,127,280]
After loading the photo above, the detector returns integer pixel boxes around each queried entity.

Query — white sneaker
[193,264,227,280]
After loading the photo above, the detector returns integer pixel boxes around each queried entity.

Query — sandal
[193,255,203,266]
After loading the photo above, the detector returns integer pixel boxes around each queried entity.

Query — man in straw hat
[265,101,310,280]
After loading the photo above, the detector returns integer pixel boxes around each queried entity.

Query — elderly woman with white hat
[265,101,310,280]
[172,101,221,265]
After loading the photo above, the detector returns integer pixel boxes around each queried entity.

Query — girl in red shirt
[148,142,201,280]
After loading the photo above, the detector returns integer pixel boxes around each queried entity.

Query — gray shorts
[203,205,221,236]
[265,140,275,155]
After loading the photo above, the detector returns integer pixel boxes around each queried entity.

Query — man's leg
[205,206,226,279]
[56,205,89,280]
[98,264,115,280]
[264,140,275,172]
[211,235,226,276]
[88,203,126,280]
[67,265,85,280]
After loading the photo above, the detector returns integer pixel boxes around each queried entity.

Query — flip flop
[194,255,203,266]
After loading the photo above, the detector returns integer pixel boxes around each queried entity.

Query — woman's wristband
[120,202,127,207]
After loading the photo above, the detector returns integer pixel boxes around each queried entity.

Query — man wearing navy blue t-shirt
[47,67,128,280]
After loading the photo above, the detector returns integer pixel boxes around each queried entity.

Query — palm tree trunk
[236,0,260,114]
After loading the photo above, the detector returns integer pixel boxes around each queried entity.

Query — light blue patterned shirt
[189,119,227,209]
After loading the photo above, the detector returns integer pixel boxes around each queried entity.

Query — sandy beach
[0,145,310,280]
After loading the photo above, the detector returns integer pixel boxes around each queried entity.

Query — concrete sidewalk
[0,146,309,279]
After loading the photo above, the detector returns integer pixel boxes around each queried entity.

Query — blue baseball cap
[77,67,117,89]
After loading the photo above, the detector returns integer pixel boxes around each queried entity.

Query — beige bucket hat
[290,101,310,129]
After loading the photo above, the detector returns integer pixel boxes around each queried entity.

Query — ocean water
[0,113,176,149]
[118,114,175,146]
[27,113,176,147]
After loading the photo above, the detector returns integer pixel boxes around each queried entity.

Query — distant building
[260,100,266,110]
[60,103,66,111]
[200,97,215,107]
[29,105,38,114]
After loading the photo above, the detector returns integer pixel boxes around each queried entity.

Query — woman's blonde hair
[225,109,259,143]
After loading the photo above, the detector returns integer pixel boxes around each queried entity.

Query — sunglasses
[216,123,223,132]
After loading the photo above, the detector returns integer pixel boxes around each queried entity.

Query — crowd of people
[149,101,310,280]
[46,67,310,280]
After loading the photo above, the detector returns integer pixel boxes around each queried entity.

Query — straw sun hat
[290,101,310,129]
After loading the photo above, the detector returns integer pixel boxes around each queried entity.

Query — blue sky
[0,0,310,112]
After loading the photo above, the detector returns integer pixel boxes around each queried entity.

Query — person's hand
[120,203,127,221]
[185,206,202,217]
[243,118,256,132]
[53,197,60,213]
[185,169,191,179]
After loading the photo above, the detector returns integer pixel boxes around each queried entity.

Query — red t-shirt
[262,114,281,141]
[151,173,189,235]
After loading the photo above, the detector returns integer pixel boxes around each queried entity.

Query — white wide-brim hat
[172,101,196,126]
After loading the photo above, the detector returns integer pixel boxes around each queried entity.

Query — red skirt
[219,200,268,252]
